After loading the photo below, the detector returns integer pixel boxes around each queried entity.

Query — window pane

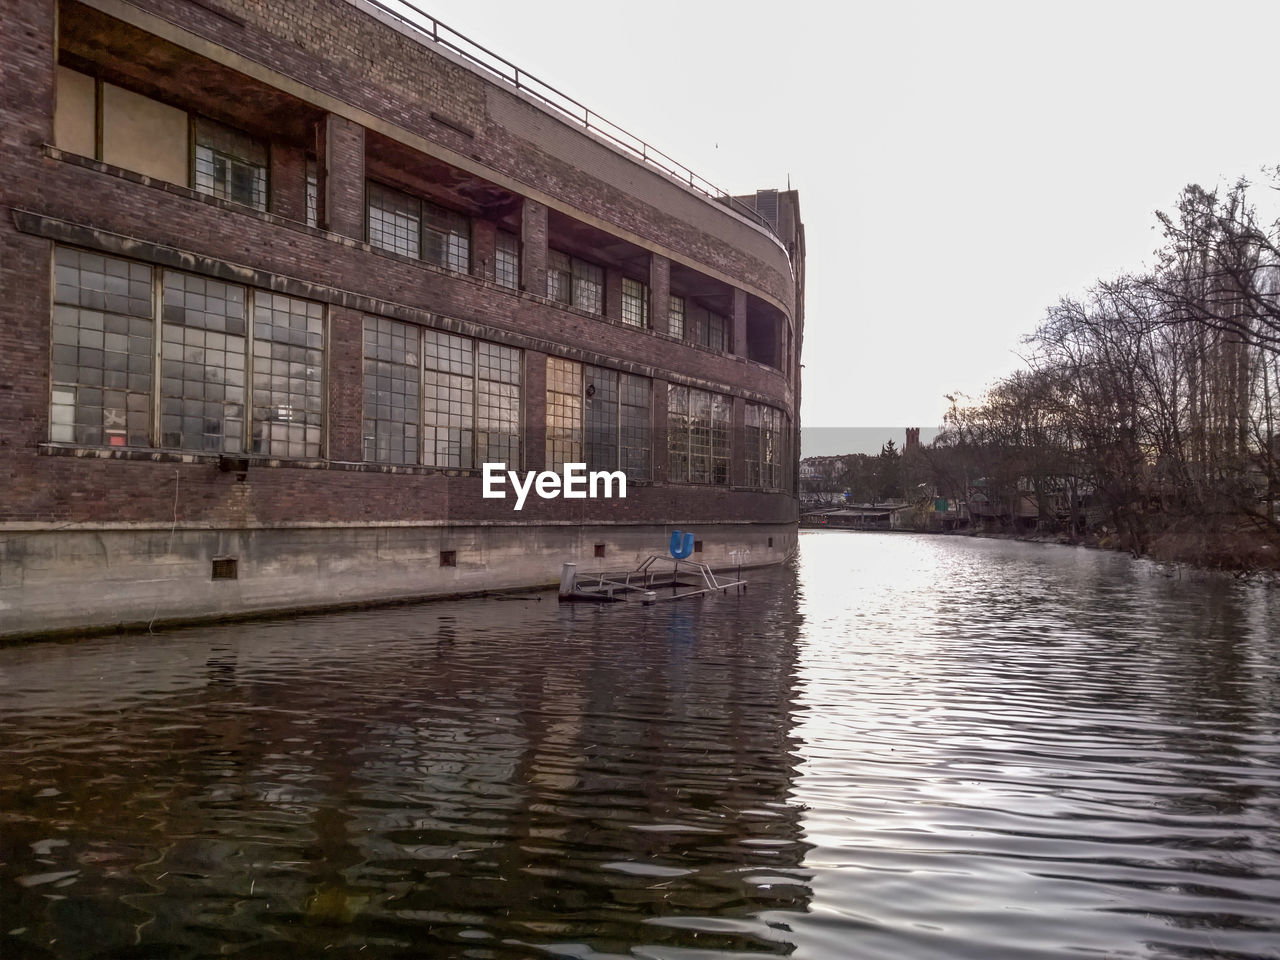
[160,272,247,452]
[667,384,688,484]
[495,230,519,289]
[363,316,419,464]
[667,385,728,486]
[708,311,728,353]
[619,373,650,481]
[583,365,618,473]
[689,389,711,484]
[547,250,571,304]
[621,277,647,327]
[572,259,603,315]
[668,295,685,339]
[252,293,325,458]
[422,200,470,273]
[711,393,731,486]
[52,247,153,447]
[546,357,582,472]
[423,329,475,468]
[745,402,787,490]
[477,342,521,465]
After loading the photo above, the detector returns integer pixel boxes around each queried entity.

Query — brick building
[0,0,805,638]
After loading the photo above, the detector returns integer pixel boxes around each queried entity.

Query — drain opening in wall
[212,557,238,580]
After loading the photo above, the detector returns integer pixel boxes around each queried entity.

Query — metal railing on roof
[363,0,779,238]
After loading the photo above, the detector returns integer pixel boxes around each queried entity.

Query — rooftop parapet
[350,0,783,242]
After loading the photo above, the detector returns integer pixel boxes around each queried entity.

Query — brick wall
[0,0,801,533]
[78,0,795,310]
[326,114,365,239]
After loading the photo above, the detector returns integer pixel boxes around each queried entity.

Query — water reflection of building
[0,0,804,639]
[0,580,811,954]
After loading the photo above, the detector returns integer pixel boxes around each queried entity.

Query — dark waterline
[2,531,1278,959]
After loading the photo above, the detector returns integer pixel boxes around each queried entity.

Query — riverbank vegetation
[922,176,1280,571]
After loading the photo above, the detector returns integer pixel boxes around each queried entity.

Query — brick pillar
[269,142,307,222]
[471,218,496,281]
[0,1,55,455]
[649,253,670,334]
[605,269,622,321]
[731,287,747,357]
[520,198,547,295]
[327,305,364,462]
[325,114,364,241]
[1,235,53,452]
[7,0,54,154]
[731,396,747,487]
[651,380,668,482]
[524,350,547,472]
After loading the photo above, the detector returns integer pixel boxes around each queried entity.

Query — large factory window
[51,249,154,448]
[546,360,651,479]
[363,321,520,469]
[51,246,324,457]
[667,385,731,485]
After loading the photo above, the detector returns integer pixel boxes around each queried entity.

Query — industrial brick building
[0,0,805,638]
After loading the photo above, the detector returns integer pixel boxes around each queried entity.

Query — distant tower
[905,427,920,452]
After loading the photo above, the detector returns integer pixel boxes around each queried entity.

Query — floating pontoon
[558,530,748,604]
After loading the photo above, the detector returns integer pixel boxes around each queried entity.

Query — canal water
[2,531,1278,959]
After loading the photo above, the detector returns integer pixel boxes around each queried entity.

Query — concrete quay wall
[0,522,796,640]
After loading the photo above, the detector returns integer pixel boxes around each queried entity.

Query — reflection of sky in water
[0,532,1278,959]
[790,531,1280,960]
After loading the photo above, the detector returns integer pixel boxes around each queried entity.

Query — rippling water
[2,531,1278,959]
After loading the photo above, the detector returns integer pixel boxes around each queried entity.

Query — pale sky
[389,0,1280,430]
